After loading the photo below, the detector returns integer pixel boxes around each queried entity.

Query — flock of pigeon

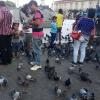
[0,35,100,100]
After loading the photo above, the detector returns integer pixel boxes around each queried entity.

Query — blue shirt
[50,21,57,34]
[77,17,95,36]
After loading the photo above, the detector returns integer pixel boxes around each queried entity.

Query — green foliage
[5,1,16,8]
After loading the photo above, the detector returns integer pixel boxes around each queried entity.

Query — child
[50,16,57,48]
[11,22,20,59]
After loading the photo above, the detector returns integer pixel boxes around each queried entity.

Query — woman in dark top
[96,15,100,36]
[72,9,96,67]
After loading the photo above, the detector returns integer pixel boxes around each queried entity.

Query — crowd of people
[0,0,100,70]
[0,0,44,71]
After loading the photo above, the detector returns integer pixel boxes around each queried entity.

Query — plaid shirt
[0,6,12,35]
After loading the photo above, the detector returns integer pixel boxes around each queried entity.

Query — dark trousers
[0,35,12,64]
[50,33,57,48]
[24,33,33,62]
[96,30,100,36]
[57,27,62,44]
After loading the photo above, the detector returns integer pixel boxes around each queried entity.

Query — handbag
[71,31,81,40]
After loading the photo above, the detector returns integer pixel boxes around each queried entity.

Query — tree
[5,1,16,8]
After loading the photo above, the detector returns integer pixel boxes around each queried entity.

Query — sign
[61,19,75,37]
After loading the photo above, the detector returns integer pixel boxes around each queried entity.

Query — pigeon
[68,67,75,74]
[55,57,61,64]
[17,65,22,71]
[25,74,37,82]
[65,78,71,87]
[89,93,95,100]
[54,86,66,97]
[96,65,100,70]
[17,76,29,87]
[47,67,56,79]
[54,86,62,96]
[53,72,61,81]
[10,89,21,100]
[70,93,78,100]
[80,72,92,83]
[79,67,82,73]
[46,58,49,65]
[79,88,88,99]
[0,76,8,87]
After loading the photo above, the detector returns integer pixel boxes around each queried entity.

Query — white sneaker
[30,65,42,71]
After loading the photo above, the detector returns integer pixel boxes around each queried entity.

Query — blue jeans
[32,38,42,65]
[73,40,88,63]
[12,42,20,52]
[24,33,32,62]
[50,33,57,48]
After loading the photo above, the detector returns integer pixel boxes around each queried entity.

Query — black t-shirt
[96,18,100,30]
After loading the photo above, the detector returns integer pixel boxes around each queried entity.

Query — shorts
[12,42,20,52]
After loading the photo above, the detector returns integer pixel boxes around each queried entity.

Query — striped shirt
[0,6,12,35]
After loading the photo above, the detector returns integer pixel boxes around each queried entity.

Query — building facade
[52,0,99,11]
[41,0,45,6]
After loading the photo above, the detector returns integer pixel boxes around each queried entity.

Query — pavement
[0,28,100,100]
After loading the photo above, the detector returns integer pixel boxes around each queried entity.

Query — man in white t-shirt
[20,4,33,64]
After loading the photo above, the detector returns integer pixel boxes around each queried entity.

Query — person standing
[28,0,44,70]
[50,16,57,48]
[11,22,20,59]
[0,1,12,65]
[72,8,96,67]
[20,4,33,64]
[56,9,63,44]
[96,15,100,36]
